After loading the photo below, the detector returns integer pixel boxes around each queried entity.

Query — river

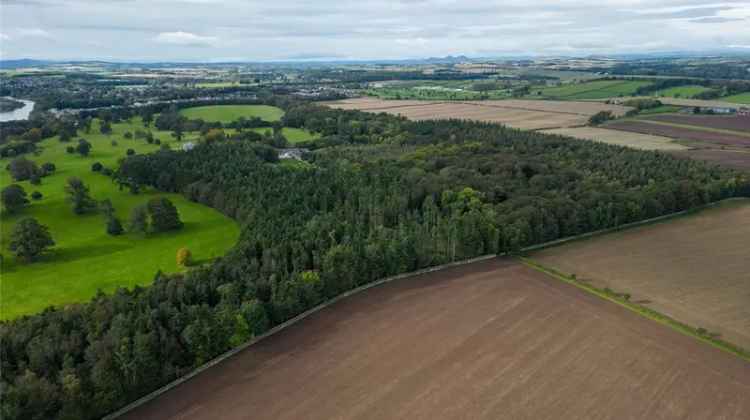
[0,97,36,122]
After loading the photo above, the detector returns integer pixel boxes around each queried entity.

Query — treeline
[606,61,750,80]
[2,102,749,420]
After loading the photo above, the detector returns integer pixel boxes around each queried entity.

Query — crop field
[325,98,632,130]
[533,80,652,100]
[724,93,750,104]
[642,114,750,133]
[606,120,750,148]
[532,199,750,349]
[179,105,284,123]
[673,149,750,171]
[0,119,240,319]
[541,127,687,150]
[656,85,712,98]
[122,258,750,420]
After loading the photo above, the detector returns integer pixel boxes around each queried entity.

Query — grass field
[723,92,750,104]
[0,119,239,319]
[250,127,319,144]
[122,258,750,420]
[531,199,750,349]
[179,105,284,123]
[533,80,652,100]
[656,85,712,98]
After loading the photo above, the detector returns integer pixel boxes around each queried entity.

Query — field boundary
[104,254,497,419]
[519,258,750,362]
[521,197,748,253]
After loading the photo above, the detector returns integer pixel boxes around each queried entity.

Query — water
[0,97,35,122]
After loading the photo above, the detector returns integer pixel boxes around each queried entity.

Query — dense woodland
[2,100,750,420]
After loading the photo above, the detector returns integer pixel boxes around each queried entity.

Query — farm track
[121,258,750,420]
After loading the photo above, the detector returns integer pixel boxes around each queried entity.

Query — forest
[2,100,749,420]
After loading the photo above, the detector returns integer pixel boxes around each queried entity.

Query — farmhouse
[279,148,308,160]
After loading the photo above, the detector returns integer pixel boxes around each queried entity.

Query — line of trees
[2,102,749,420]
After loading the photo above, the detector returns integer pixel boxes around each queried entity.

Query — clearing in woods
[179,105,284,123]
[531,199,750,349]
[121,258,750,420]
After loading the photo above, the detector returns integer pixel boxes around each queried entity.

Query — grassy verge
[519,257,750,362]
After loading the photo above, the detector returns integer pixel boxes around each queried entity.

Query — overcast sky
[1,0,750,61]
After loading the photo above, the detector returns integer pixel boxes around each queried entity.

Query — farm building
[739,107,750,117]
[279,148,308,160]
[182,142,196,151]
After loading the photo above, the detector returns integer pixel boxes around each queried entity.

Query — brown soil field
[324,98,633,130]
[542,127,687,150]
[671,149,750,171]
[533,199,750,350]
[643,114,750,133]
[122,258,750,420]
[606,120,750,148]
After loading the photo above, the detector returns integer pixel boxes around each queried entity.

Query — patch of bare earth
[122,258,750,420]
[533,200,750,350]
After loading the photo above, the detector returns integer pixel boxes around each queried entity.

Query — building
[738,107,750,117]
[279,148,308,160]
[181,142,195,152]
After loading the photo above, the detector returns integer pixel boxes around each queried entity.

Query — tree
[42,162,56,173]
[2,184,29,213]
[66,146,75,154]
[91,162,103,172]
[99,120,112,135]
[126,149,136,156]
[76,139,91,156]
[147,197,182,232]
[8,218,55,262]
[176,247,192,267]
[64,177,97,214]
[100,199,123,236]
[8,157,39,181]
[128,204,149,234]
[588,111,614,125]
[29,174,41,185]
[59,130,72,143]
[124,132,133,140]
[31,191,43,200]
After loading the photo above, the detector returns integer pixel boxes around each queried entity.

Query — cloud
[18,28,52,38]
[154,31,218,46]
[0,33,10,41]
[691,17,745,23]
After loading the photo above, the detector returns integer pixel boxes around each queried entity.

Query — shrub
[31,191,43,200]
[176,247,192,267]
[101,167,113,176]
[91,162,103,172]
[42,162,56,173]
[154,139,161,145]
[66,146,75,154]
[588,111,615,126]
[111,140,118,147]
[76,139,92,156]
[126,149,136,156]
[128,204,149,234]
[29,174,41,185]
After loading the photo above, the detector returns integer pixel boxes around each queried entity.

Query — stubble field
[121,258,750,420]
[325,98,632,130]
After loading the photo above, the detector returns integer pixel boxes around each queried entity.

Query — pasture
[531,199,750,349]
[179,105,284,123]
[250,127,320,144]
[533,80,651,100]
[656,85,712,98]
[324,98,632,130]
[0,119,240,319]
[121,258,750,420]
[723,92,750,105]
[541,127,687,150]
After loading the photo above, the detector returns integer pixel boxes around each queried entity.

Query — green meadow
[534,80,652,100]
[723,93,750,105]
[0,119,239,319]
[656,85,712,98]
[179,104,284,123]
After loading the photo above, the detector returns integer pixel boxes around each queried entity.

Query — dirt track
[122,258,750,420]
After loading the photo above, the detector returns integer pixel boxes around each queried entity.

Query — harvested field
[606,120,750,148]
[671,149,750,171]
[541,127,687,150]
[533,199,750,349]
[325,98,632,130]
[122,258,750,420]
[643,114,750,133]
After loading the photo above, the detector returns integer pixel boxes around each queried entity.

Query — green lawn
[723,93,750,105]
[250,127,319,144]
[533,80,652,100]
[179,105,284,123]
[655,85,711,98]
[0,118,239,319]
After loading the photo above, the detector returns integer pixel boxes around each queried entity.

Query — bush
[154,139,161,145]
[176,247,192,267]
[111,140,118,147]
[66,146,75,154]
[101,167,113,176]
[76,139,92,156]
[126,149,136,156]
[588,111,615,126]
[91,162,103,172]
[42,162,56,173]
[31,191,43,200]
[29,174,41,185]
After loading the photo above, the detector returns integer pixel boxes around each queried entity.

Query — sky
[1,0,750,61]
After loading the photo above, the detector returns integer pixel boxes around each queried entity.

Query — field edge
[519,257,750,362]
